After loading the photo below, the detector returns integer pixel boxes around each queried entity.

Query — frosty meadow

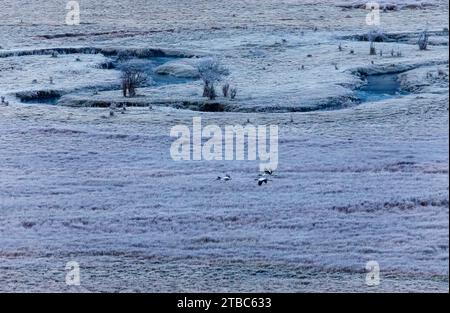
[0,0,448,293]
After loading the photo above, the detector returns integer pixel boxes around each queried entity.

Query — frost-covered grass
[0,53,122,96]
[0,0,448,292]
[0,94,448,292]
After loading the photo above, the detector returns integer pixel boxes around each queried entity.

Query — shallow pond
[356,73,408,102]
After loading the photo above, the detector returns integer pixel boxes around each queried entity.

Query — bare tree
[197,58,229,100]
[367,29,384,55]
[121,69,148,97]
[369,41,376,55]
[418,30,429,50]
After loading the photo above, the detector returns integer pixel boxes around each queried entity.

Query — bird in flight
[217,174,232,181]
[256,176,270,186]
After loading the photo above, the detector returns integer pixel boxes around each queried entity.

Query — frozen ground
[0,0,448,292]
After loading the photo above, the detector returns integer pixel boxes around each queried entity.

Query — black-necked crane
[264,168,274,176]
[256,176,270,186]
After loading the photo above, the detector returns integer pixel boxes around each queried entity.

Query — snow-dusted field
[0,0,448,292]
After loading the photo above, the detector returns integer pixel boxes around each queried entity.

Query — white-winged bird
[264,168,274,176]
[256,176,269,186]
[217,174,231,181]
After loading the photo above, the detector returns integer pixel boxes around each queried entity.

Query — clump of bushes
[222,83,237,100]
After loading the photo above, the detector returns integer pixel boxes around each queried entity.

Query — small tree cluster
[197,58,229,100]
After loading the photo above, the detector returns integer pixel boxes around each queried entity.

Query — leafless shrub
[202,82,210,97]
[230,87,237,100]
[203,83,217,100]
[222,83,230,97]
[197,58,229,100]
[119,60,149,97]
[367,29,385,55]
[369,41,376,55]
[418,30,429,50]
[0,96,8,106]
[121,69,148,97]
